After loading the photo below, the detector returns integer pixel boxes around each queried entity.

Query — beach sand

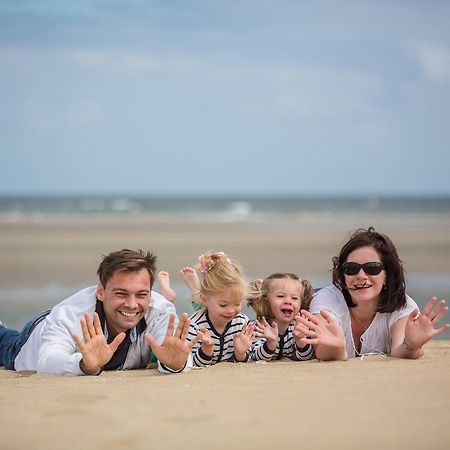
[0,340,449,450]
[1,212,450,449]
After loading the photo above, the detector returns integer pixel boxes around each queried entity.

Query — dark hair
[332,227,406,313]
[248,273,314,321]
[97,249,157,289]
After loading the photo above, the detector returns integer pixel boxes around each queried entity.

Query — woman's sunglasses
[342,261,384,276]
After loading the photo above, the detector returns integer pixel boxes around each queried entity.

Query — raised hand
[197,327,214,357]
[296,309,347,360]
[293,314,307,347]
[72,312,125,375]
[233,322,255,362]
[404,297,449,349]
[145,313,200,371]
[254,317,278,351]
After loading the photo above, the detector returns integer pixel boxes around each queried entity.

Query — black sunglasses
[342,261,384,276]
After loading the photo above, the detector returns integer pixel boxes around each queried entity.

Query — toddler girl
[186,251,254,367]
[248,273,314,362]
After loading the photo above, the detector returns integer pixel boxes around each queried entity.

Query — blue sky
[1,0,450,196]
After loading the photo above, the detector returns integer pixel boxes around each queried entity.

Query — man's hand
[72,312,125,375]
[145,313,200,372]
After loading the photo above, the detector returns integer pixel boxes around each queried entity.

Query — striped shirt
[187,308,251,367]
[250,321,314,362]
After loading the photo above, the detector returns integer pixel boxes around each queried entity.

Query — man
[0,249,199,375]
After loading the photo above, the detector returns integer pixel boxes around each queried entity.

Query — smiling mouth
[120,311,139,318]
[281,308,294,316]
[352,283,371,290]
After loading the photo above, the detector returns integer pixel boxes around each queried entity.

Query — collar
[95,299,147,343]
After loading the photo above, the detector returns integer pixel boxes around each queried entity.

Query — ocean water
[1,195,449,339]
[1,194,450,215]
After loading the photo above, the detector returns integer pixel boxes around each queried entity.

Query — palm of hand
[234,333,252,355]
[82,335,115,368]
[316,319,345,348]
[263,324,278,342]
[158,335,191,369]
[405,315,433,348]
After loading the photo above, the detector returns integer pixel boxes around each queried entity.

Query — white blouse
[309,285,418,357]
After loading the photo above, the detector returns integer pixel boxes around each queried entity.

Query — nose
[125,295,138,309]
[355,268,368,277]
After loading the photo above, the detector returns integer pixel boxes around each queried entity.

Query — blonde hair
[247,273,314,322]
[196,251,248,304]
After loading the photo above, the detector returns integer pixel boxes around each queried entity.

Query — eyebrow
[112,288,150,294]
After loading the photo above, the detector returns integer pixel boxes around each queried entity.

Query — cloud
[410,41,450,83]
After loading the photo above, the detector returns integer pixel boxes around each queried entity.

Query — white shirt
[14,286,192,375]
[309,285,418,357]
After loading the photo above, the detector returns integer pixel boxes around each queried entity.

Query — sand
[1,211,450,449]
[0,341,449,450]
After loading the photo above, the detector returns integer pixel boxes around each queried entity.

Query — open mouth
[281,308,294,317]
[352,283,371,290]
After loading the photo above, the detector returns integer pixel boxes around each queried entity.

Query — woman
[298,227,449,360]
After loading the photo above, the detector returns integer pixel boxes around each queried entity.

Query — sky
[1,0,450,197]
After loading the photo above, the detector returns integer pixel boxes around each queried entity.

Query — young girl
[248,273,315,362]
[185,251,255,367]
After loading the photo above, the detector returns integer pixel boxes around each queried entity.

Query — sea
[1,194,450,338]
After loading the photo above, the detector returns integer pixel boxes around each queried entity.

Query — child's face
[203,290,242,329]
[267,278,302,326]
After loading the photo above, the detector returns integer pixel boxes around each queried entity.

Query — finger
[262,317,269,327]
[85,312,96,338]
[428,300,447,320]
[300,310,320,324]
[189,334,201,349]
[318,310,334,323]
[80,315,90,342]
[432,305,449,324]
[145,333,160,352]
[178,313,190,341]
[433,323,450,336]
[93,312,103,336]
[271,322,278,331]
[165,314,176,337]
[408,309,420,322]
[109,332,126,353]
[72,333,85,351]
[422,297,437,316]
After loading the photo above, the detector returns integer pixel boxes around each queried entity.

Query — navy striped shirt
[250,321,314,362]
[188,308,251,367]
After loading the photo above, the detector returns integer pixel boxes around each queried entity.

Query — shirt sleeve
[388,295,419,329]
[309,286,343,327]
[250,339,275,362]
[36,309,86,376]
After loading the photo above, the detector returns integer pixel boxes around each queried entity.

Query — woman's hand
[296,309,347,360]
[404,297,449,350]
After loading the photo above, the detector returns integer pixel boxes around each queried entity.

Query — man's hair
[97,249,157,289]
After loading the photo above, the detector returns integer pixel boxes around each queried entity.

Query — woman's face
[343,245,386,307]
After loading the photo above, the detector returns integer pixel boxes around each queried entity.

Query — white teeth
[120,311,137,317]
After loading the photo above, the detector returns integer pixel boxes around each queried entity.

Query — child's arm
[251,318,279,362]
[233,322,255,362]
[187,318,215,367]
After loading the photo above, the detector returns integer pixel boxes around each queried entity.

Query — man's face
[96,268,151,338]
